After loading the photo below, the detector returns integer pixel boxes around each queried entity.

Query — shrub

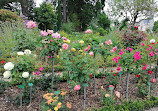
[0,9,22,22]
[61,21,75,34]
[98,28,107,36]
[98,13,111,30]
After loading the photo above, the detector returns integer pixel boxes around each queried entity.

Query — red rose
[111,70,113,72]
[116,72,119,74]
[103,76,105,78]
[148,71,152,74]
[147,45,150,47]
[1,60,5,64]
[113,74,116,76]
[89,74,93,77]
[157,42,158,44]
[151,43,155,45]
[136,75,140,78]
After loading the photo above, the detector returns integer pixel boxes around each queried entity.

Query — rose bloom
[47,29,53,34]
[79,40,84,44]
[17,51,24,56]
[26,21,36,28]
[4,62,14,71]
[40,31,48,36]
[141,43,145,46]
[22,72,29,78]
[24,49,31,55]
[85,29,92,34]
[3,71,11,79]
[150,39,155,43]
[105,94,110,97]
[62,43,69,50]
[89,51,94,56]
[52,32,61,39]
[151,78,156,83]
[74,85,81,91]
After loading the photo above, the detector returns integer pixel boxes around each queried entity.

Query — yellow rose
[71,48,76,52]
[54,107,58,111]
[57,55,60,58]
[105,94,110,97]
[66,39,70,43]
[79,40,84,44]
[58,102,62,105]
[60,49,62,52]
[79,50,83,52]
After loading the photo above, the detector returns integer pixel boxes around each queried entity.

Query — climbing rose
[26,21,36,28]
[74,85,81,91]
[62,43,69,50]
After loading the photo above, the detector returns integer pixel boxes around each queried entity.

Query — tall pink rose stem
[51,54,55,89]
[83,86,86,109]
[126,69,130,101]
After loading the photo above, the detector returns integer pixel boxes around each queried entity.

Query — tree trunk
[20,0,29,17]
[62,0,66,23]
[133,11,139,25]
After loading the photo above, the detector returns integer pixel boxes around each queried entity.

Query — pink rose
[88,45,91,50]
[39,67,44,71]
[141,43,145,46]
[109,85,114,89]
[105,40,112,45]
[155,49,157,52]
[89,52,94,56]
[110,49,115,53]
[62,37,67,40]
[85,29,92,34]
[119,49,124,55]
[47,30,54,34]
[149,51,154,56]
[116,67,121,71]
[150,46,153,49]
[147,48,150,51]
[113,46,117,51]
[40,31,48,36]
[52,32,61,39]
[84,48,89,52]
[115,91,120,98]
[129,48,133,52]
[134,52,141,62]
[36,71,40,75]
[62,43,69,50]
[151,78,156,83]
[26,21,36,28]
[74,85,81,91]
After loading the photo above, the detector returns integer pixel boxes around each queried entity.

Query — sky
[34,0,158,21]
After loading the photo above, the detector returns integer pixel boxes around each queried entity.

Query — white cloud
[34,0,44,7]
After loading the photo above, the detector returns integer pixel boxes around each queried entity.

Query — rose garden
[0,1,158,111]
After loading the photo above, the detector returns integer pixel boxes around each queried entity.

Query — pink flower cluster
[134,52,141,62]
[149,51,154,56]
[110,46,117,53]
[52,32,61,39]
[142,64,148,70]
[40,31,48,36]
[112,56,121,63]
[126,47,133,52]
[36,67,44,75]
[119,49,124,55]
[89,52,94,56]
[84,45,91,52]
[26,21,36,28]
[105,40,112,45]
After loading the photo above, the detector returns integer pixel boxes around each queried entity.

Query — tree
[66,0,105,31]
[105,0,158,25]
[57,0,62,30]
[153,20,158,32]
[98,13,111,30]
[0,0,35,17]
[33,2,57,30]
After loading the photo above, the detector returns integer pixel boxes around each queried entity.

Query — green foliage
[99,96,158,111]
[13,28,37,51]
[0,21,25,57]
[119,18,129,30]
[98,28,107,36]
[0,80,9,94]
[0,9,22,22]
[61,21,75,34]
[33,2,57,30]
[98,13,111,30]
[153,21,158,33]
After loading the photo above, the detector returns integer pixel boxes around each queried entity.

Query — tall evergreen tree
[57,0,62,30]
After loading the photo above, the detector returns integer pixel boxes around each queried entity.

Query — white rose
[22,72,29,78]
[4,62,14,71]
[3,71,11,79]
[24,49,31,55]
[17,51,24,55]
[150,39,155,43]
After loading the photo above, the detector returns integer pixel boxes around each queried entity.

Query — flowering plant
[41,90,71,111]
